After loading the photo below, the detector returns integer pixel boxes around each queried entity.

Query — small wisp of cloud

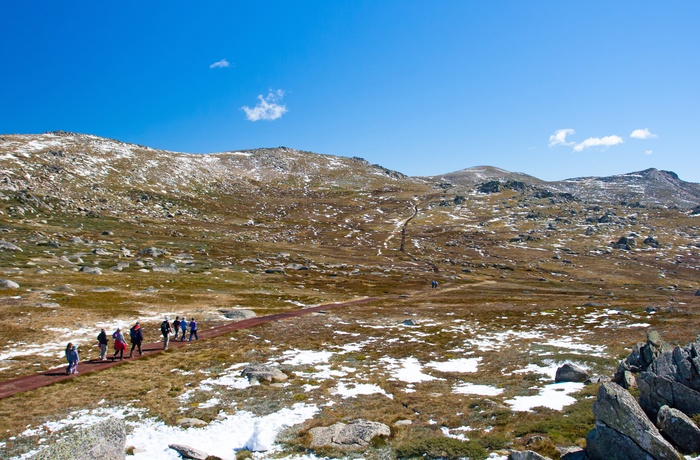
[548,128,575,148]
[209,58,231,69]
[242,89,287,122]
[630,128,657,140]
[644,150,653,155]
[572,135,624,152]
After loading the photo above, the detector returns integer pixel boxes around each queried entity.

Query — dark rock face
[555,363,589,383]
[657,405,700,454]
[590,382,680,460]
[586,422,653,460]
[30,419,126,460]
[637,371,700,421]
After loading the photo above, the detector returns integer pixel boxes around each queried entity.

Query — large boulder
[137,247,167,257]
[555,363,588,383]
[221,309,257,321]
[240,365,288,383]
[30,418,126,460]
[590,382,680,460]
[309,419,390,450]
[657,405,700,454]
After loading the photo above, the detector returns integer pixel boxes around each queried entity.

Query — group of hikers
[65,316,198,374]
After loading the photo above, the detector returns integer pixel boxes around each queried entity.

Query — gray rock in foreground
[509,450,552,460]
[168,444,208,460]
[591,382,680,460]
[657,405,700,454]
[30,418,126,460]
[555,363,589,383]
[586,421,651,460]
[309,419,390,450]
[240,364,288,383]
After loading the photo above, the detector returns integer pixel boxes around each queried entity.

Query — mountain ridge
[1,132,698,211]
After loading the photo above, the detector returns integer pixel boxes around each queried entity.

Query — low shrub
[395,437,487,460]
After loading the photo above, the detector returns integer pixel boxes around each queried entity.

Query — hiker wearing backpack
[97,328,108,360]
[112,328,126,360]
[128,322,144,358]
[160,317,172,349]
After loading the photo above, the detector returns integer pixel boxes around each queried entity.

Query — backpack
[130,327,137,341]
[160,321,170,334]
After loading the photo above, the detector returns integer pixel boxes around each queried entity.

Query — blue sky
[2,2,698,182]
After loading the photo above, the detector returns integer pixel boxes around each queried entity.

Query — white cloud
[209,58,231,69]
[573,135,624,152]
[548,129,575,148]
[644,150,653,155]
[242,90,287,122]
[630,128,657,139]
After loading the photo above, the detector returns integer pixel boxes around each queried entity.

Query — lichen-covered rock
[30,419,126,460]
[309,419,391,450]
[0,279,20,289]
[657,405,700,454]
[591,382,681,460]
[240,364,288,383]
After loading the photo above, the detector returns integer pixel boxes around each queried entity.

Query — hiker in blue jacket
[188,318,198,341]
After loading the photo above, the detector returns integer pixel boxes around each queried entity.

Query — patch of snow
[453,382,504,396]
[505,382,584,412]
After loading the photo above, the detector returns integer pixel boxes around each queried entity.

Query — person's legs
[163,334,169,349]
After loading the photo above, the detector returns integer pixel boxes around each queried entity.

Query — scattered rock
[509,450,552,460]
[93,248,111,256]
[137,247,167,258]
[309,419,391,450]
[240,365,288,383]
[30,418,126,460]
[80,266,103,275]
[152,264,179,274]
[176,418,208,428]
[221,309,256,321]
[0,240,22,251]
[401,319,417,326]
[0,279,20,289]
[555,363,589,383]
[167,444,208,460]
[656,405,700,454]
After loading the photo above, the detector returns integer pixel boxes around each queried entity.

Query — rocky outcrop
[656,405,700,454]
[240,364,288,383]
[588,382,680,460]
[555,363,588,383]
[587,333,700,459]
[30,419,126,460]
[614,330,670,388]
[309,419,390,450]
